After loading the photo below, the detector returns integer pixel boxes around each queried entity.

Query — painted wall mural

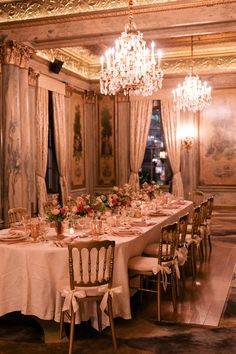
[199,88,236,186]
[70,92,85,189]
[97,95,116,187]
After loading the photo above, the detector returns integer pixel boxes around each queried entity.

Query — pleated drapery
[129,98,153,190]
[52,92,69,205]
[35,87,48,215]
[161,99,184,197]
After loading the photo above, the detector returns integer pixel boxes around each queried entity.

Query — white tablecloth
[0,201,192,327]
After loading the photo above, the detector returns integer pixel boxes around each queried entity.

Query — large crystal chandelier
[100,0,163,96]
[173,36,212,112]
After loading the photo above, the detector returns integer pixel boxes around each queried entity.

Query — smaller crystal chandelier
[100,0,163,96]
[173,36,212,112]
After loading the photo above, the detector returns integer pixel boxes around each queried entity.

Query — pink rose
[60,208,66,214]
[51,199,58,206]
[72,206,78,213]
[52,208,60,215]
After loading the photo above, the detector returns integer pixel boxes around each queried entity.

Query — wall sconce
[182,137,194,150]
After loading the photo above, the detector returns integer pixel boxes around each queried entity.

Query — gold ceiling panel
[0,0,176,22]
[0,0,233,23]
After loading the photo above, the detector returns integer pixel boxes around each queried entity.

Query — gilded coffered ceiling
[0,0,236,79]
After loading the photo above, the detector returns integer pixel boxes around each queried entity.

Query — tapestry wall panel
[70,92,85,189]
[97,95,116,187]
[199,88,236,186]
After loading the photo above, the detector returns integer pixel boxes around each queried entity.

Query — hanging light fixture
[100,0,163,96]
[173,36,212,112]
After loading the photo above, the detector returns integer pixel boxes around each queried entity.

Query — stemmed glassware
[21,214,31,236]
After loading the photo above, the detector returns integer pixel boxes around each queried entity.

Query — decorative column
[19,45,34,214]
[116,93,130,186]
[1,40,34,222]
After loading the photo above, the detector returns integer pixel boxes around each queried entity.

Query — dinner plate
[0,232,28,242]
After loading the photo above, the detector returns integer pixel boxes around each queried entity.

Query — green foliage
[139,170,152,185]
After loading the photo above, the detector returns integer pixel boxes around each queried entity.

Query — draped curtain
[161,98,184,197]
[129,98,153,190]
[52,92,69,205]
[35,87,48,215]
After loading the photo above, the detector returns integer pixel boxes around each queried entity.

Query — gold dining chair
[128,222,178,321]
[188,190,205,206]
[185,205,202,278]
[176,213,189,293]
[8,207,27,225]
[58,240,117,354]
[205,195,214,253]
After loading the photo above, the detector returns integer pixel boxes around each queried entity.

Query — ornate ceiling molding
[36,49,100,80]
[36,48,236,80]
[0,0,235,24]
[163,55,236,75]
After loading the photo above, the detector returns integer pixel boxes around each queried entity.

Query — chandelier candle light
[173,36,212,112]
[100,0,163,96]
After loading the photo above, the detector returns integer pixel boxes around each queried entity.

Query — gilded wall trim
[0,0,235,24]
[85,91,96,104]
[28,67,39,86]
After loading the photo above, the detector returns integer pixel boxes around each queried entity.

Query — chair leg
[96,301,102,332]
[176,272,180,298]
[59,310,65,339]
[69,309,75,354]
[107,295,117,352]
[199,241,204,262]
[171,272,177,312]
[181,265,186,289]
[190,244,197,278]
[157,273,161,321]
[208,234,212,253]
[59,297,65,339]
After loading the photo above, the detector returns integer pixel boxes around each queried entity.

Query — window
[45,91,60,196]
[140,100,172,187]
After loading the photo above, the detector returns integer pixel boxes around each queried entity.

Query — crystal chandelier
[173,36,212,112]
[100,0,163,96]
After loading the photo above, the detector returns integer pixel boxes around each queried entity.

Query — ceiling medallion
[100,0,163,96]
[173,36,212,112]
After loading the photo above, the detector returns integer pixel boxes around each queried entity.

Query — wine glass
[21,214,31,233]
[39,219,50,241]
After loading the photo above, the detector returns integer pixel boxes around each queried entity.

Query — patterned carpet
[0,209,235,354]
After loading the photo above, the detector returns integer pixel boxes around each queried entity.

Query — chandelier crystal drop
[173,37,212,112]
[100,0,164,96]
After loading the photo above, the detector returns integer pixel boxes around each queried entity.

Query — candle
[101,56,104,74]
[157,49,162,69]
[69,227,75,236]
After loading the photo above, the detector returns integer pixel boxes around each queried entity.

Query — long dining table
[0,200,193,329]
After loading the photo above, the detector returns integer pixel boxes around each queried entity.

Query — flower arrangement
[141,181,160,200]
[44,197,75,222]
[71,194,106,218]
[99,186,132,211]
[48,182,161,221]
